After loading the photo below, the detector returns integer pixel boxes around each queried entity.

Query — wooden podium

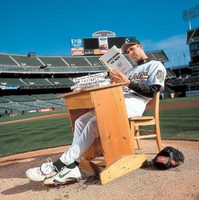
[62,84,146,184]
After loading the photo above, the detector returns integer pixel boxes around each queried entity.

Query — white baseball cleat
[44,166,81,186]
[26,158,57,182]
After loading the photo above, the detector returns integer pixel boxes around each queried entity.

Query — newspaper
[71,72,110,91]
[99,45,132,74]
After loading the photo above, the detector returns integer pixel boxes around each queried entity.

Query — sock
[53,159,66,171]
[53,159,79,171]
[67,161,79,169]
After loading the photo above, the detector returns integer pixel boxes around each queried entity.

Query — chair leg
[155,125,163,151]
[129,122,142,150]
[135,125,142,150]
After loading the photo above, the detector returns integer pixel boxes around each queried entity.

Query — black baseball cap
[121,38,141,53]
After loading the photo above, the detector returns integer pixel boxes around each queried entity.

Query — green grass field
[0,96,198,157]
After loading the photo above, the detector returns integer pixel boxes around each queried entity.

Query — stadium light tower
[182,4,199,30]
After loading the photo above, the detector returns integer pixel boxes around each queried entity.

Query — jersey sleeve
[147,61,166,91]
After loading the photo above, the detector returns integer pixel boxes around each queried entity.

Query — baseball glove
[153,146,185,170]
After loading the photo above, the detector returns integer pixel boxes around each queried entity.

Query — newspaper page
[99,45,132,74]
[71,72,110,91]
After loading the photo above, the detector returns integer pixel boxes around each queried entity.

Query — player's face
[126,44,143,62]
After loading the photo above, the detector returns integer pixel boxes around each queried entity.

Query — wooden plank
[65,92,94,109]
[81,156,105,175]
[89,157,106,174]
[130,120,155,126]
[91,86,134,166]
[129,116,154,120]
[100,154,147,185]
[82,138,103,160]
[80,158,96,175]
[134,134,157,139]
[60,83,126,98]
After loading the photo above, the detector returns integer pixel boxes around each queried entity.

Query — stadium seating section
[0,77,74,87]
[1,49,197,116]
[0,51,168,68]
[0,94,65,114]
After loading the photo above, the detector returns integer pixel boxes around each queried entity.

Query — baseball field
[0,96,199,200]
[0,96,198,158]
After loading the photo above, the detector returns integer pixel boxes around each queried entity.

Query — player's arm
[110,68,130,84]
[110,68,161,98]
[129,63,166,97]
[128,82,161,98]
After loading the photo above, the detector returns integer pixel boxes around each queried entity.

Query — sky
[0,0,199,68]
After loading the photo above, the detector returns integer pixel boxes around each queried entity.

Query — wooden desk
[62,84,146,184]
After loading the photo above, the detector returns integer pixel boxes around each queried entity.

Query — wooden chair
[128,92,163,151]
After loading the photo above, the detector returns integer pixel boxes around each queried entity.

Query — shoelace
[40,158,57,175]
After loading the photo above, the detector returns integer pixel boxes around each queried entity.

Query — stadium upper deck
[0,50,169,75]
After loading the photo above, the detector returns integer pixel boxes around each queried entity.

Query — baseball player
[26,38,166,186]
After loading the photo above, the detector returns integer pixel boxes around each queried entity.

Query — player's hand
[110,68,130,86]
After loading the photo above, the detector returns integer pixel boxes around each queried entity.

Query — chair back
[129,91,162,151]
[145,92,160,120]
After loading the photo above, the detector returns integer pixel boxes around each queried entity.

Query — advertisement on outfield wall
[70,38,84,55]
[186,90,199,97]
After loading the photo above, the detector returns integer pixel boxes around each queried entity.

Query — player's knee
[88,118,99,138]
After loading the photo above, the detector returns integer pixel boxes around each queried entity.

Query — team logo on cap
[125,38,130,43]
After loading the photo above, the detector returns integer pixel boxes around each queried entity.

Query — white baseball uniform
[60,60,166,165]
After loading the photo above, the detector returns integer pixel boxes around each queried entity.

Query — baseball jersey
[124,60,166,117]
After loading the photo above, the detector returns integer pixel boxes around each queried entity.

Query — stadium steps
[20,100,60,109]
[47,78,74,86]
[45,78,54,85]
[4,95,37,102]
[19,78,29,86]
[38,56,67,67]
[0,54,17,66]
[0,102,34,111]
[22,78,52,86]
[0,94,65,113]
[11,55,42,66]
[46,99,65,106]
[0,97,10,103]
[0,78,27,87]
[32,93,57,100]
